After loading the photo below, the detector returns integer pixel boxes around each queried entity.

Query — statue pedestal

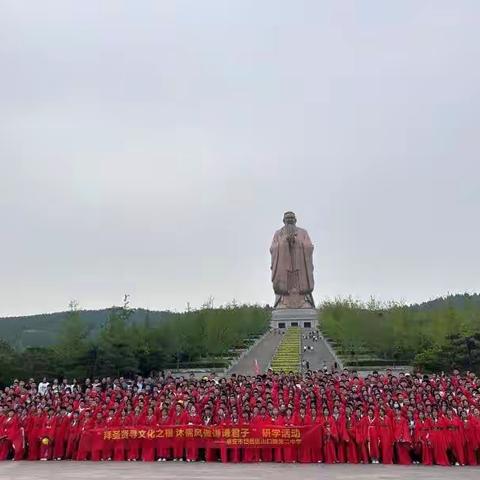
[271,308,318,329]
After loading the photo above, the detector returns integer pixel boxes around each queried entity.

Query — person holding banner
[256,407,273,462]
[91,411,105,461]
[157,408,171,461]
[185,405,201,462]
[171,402,185,461]
[216,407,229,463]
[270,408,284,463]
[113,410,128,461]
[229,410,241,463]
[126,406,143,461]
[283,407,297,463]
[141,407,158,461]
[202,406,216,462]
[102,409,117,461]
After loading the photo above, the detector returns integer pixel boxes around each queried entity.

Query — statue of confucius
[270,211,315,309]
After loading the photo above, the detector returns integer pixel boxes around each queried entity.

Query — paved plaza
[1,462,479,480]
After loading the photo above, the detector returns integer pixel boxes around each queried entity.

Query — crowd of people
[1,368,479,465]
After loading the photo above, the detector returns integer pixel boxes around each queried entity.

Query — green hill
[321,292,480,373]
[0,308,173,349]
[410,293,480,312]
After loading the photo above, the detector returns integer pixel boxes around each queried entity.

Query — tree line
[0,302,269,386]
[321,293,480,372]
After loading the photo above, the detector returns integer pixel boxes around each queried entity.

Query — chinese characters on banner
[96,425,321,448]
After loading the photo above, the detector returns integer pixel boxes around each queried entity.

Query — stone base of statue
[270,308,318,329]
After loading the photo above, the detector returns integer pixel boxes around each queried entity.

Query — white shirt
[38,381,49,395]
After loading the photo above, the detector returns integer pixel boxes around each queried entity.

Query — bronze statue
[270,211,315,309]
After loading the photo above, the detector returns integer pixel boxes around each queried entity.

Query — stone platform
[1,462,479,480]
[271,308,318,329]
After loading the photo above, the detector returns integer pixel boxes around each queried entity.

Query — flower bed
[270,327,301,372]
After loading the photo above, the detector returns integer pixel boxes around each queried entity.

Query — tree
[96,305,139,377]
[0,339,17,386]
[54,302,91,379]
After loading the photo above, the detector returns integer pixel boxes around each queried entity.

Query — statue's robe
[270,226,314,300]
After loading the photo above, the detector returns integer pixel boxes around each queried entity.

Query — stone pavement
[228,330,283,375]
[301,328,338,371]
[1,462,479,480]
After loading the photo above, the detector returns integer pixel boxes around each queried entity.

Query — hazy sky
[1,1,479,317]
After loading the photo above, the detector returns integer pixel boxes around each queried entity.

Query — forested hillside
[321,293,480,372]
[0,308,173,348]
[0,304,269,386]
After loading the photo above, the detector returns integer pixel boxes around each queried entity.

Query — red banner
[96,424,321,448]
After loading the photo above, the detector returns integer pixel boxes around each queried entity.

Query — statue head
[283,211,297,225]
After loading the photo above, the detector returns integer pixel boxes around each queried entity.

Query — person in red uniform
[39,408,56,461]
[461,410,477,465]
[53,408,69,460]
[366,408,379,463]
[295,406,312,463]
[344,406,358,464]
[392,409,411,464]
[113,409,128,461]
[256,407,273,462]
[157,408,171,461]
[142,407,158,461]
[126,406,143,461]
[282,407,297,463]
[444,408,465,465]
[91,411,105,461]
[0,408,7,461]
[202,406,216,462]
[430,410,449,466]
[332,406,348,463]
[27,407,44,460]
[3,410,24,461]
[184,404,201,462]
[240,410,256,463]
[353,408,368,464]
[376,408,393,464]
[103,408,117,461]
[65,411,81,460]
[215,407,229,463]
[321,407,337,463]
[76,410,94,461]
[468,407,480,465]
[171,402,185,461]
[229,410,241,463]
[309,407,323,463]
[414,411,433,465]
[270,408,284,463]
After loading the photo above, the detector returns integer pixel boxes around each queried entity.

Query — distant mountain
[410,293,480,312]
[2,293,478,350]
[0,308,174,349]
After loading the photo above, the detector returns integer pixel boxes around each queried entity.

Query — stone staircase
[227,330,283,376]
